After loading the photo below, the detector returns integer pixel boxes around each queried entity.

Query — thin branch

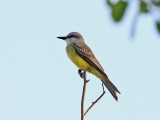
[84,83,106,117]
[79,69,105,119]
[81,71,89,120]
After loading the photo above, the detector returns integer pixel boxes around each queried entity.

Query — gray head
[57,32,85,44]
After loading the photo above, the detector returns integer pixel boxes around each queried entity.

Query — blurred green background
[107,0,160,37]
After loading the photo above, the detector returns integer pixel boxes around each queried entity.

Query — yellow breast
[65,43,105,80]
[66,43,91,71]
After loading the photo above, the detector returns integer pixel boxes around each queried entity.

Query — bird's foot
[78,69,84,78]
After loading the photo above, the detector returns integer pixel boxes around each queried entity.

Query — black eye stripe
[68,35,79,38]
[67,35,73,38]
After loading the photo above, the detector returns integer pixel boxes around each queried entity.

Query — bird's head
[57,32,85,44]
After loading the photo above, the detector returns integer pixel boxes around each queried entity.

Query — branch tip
[80,71,106,119]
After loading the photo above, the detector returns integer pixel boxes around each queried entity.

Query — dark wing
[74,42,121,101]
[74,42,108,79]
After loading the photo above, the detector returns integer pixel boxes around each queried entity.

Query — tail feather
[107,79,121,94]
[102,79,121,101]
[88,67,120,101]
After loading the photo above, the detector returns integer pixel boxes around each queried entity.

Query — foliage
[106,0,160,37]
[157,21,160,33]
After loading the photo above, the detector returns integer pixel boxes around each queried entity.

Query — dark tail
[102,78,121,101]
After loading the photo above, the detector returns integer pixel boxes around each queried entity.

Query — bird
[57,32,120,101]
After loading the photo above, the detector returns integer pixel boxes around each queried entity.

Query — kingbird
[57,32,120,101]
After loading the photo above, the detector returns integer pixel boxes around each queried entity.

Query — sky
[0,0,160,120]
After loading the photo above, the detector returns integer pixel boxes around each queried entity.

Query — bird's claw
[78,69,84,78]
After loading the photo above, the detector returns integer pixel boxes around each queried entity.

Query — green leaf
[152,0,160,7]
[106,0,114,7]
[156,21,160,34]
[140,1,149,13]
[111,1,128,22]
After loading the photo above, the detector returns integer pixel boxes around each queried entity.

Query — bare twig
[84,84,106,117]
[79,69,105,120]
[80,71,89,120]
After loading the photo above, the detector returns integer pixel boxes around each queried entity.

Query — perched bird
[57,32,120,101]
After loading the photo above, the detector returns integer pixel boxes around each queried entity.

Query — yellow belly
[66,43,91,71]
[66,43,105,80]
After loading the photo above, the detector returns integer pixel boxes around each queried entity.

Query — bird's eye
[70,35,74,37]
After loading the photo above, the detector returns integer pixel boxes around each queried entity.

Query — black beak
[57,36,66,40]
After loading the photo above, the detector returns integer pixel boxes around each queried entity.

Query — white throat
[65,38,77,45]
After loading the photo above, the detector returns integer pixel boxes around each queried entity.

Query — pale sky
[0,0,160,120]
